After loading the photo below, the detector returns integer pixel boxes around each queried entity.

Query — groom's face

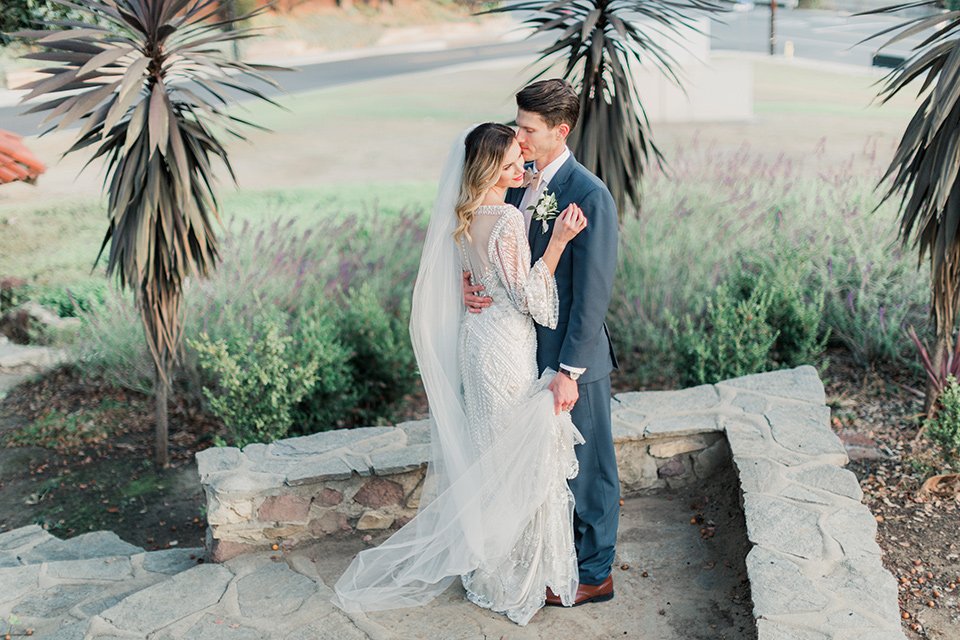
[515,109,563,165]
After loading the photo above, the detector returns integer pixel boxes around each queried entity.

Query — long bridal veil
[331,127,580,616]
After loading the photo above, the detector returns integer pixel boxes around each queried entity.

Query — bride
[332,123,587,625]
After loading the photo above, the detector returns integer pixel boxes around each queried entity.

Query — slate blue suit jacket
[507,155,619,385]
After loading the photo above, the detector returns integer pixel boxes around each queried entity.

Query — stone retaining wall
[197,365,906,640]
[197,412,728,563]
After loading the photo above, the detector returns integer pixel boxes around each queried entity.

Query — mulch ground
[823,352,960,640]
[0,353,958,638]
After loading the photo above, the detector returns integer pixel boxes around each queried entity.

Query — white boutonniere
[527,191,559,234]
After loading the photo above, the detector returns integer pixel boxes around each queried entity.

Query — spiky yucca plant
[862,1,960,413]
[486,0,726,216]
[15,0,287,466]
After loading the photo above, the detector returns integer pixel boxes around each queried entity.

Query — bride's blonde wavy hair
[454,123,517,244]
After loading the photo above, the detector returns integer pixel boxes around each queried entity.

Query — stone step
[0,528,206,640]
[1,529,144,567]
[0,341,67,372]
[76,552,342,639]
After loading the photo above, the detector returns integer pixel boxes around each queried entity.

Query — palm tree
[15,0,287,466]
[485,0,726,216]
[862,1,960,413]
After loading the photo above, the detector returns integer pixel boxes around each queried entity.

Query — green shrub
[670,282,779,386]
[1,0,99,44]
[30,281,111,318]
[926,374,960,461]
[289,307,357,434]
[191,310,321,448]
[337,283,417,426]
[731,247,829,369]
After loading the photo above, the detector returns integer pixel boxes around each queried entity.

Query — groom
[465,78,620,606]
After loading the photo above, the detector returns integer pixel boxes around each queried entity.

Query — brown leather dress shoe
[544,575,614,607]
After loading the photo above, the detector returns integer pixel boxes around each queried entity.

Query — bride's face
[494,139,525,191]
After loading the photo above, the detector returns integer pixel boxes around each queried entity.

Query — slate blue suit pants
[567,374,619,586]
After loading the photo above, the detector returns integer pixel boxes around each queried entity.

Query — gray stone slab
[612,417,645,441]
[826,608,882,630]
[725,420,769,458]
[821,506,882,558]
[184,614,266,640]
[236,561,317,618]
[45,556,133,582]
[845,633,907,640]
[0,343,64,369]
[742,494,823,560]
[766,405,846,459]
[820,557,902,627]
[644,413,720,437]
[35,621,86,640]
[270,427,404,457]
[732,392,769,415]
[756,620,830,640]
[785,465,864,502]
[616,384,720,415]
[196,447,244,479]
[369,444,431,475]
[0,564,41,604]
[100,564,234,635]
[284,457,354,485]
[241,442,270,463]
[397,419,431,446]
[77,588,139,617]
[733,457,777,494]
[747,546,829,616]
[18,532,142,565]
[284,612,369,640]
[778,484,834,506]
[141,548,204,575]
[720,365,825,405]
[205,470,287,496]
[0,524,55,551]
[13,584,95,617]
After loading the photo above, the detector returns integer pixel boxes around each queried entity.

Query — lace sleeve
[489,210,559,329]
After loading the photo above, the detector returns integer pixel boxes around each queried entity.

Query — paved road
[711,7,934,66]
[0,8,941,136]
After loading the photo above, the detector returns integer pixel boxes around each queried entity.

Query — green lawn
[0,182,436,287]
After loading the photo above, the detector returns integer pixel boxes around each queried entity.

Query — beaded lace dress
[457,204,583,625]
[332,131,581,627]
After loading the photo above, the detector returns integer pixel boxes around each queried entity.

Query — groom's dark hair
[516,79,580,131]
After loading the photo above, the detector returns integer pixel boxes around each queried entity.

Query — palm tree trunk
[925,330,948,416]
[155,362,169,469]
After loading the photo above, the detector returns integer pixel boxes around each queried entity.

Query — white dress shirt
[517,147,585,378]
[519,146,571,232]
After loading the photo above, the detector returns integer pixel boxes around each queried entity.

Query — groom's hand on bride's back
[463,271,492,314]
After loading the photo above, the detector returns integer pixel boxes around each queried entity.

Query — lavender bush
[609,144,929,386]
[73,208,425,434]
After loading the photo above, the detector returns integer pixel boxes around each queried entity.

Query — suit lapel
[529,156,578,259]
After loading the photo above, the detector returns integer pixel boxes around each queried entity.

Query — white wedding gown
[332,162,582,624]
[457,204,583,624]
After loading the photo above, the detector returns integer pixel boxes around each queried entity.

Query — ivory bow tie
[521,168,542,191]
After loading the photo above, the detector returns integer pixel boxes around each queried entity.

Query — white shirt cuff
[559,364,586,375]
